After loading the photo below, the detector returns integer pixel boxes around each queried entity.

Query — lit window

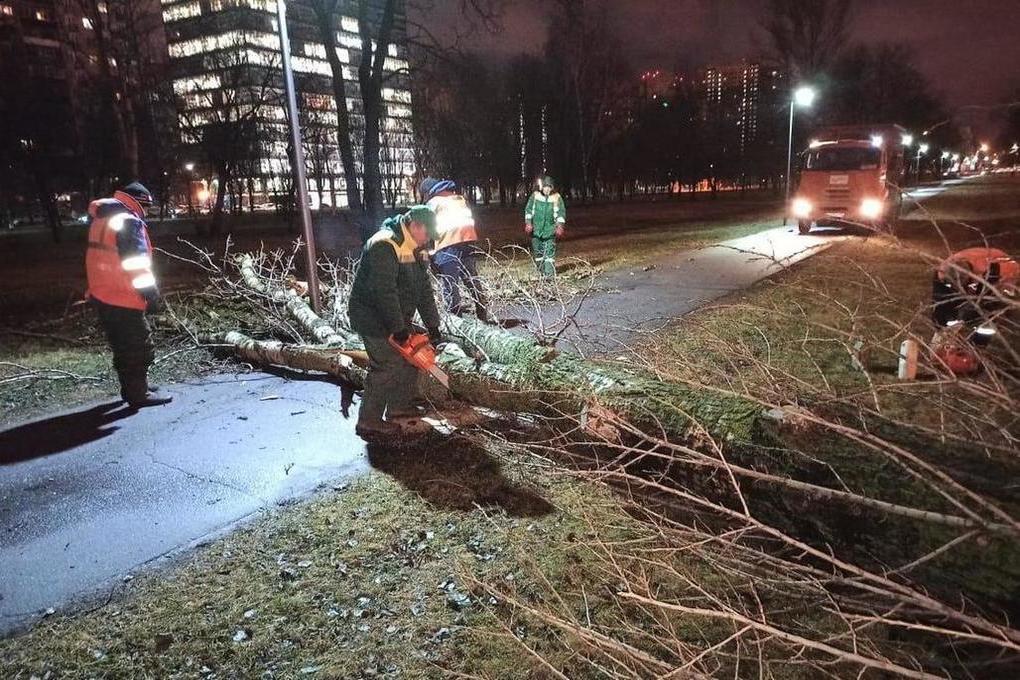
[98,2,107,13]
[35,9,51,21]
[0,5,13,17]
[82,16,94,29]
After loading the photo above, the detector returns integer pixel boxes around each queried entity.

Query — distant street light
[184,162,195,172]
[902,134,914,147]
[979,143,990,153]
[785,86,816,225]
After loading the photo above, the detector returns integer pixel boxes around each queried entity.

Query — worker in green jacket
[524,175,567,277]
[348,205,443,439]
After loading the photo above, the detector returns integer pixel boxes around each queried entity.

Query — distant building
[0,0,166,211]
[161,0,415,209]
[0,1,90,163]
[702,61,785,156]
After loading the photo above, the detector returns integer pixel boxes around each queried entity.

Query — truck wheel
[797,220,811,235]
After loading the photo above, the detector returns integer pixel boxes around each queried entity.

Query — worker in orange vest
[419,178,490,322]
[85,182,172,409]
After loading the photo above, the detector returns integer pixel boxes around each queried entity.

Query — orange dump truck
[791,124,908,234]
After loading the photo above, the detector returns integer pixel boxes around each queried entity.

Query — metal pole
[276,0,321,313]
[784,101,795,226]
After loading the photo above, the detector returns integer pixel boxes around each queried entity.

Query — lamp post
[784,86,816,225]
[184,162,196,215]
[916,143,929,184]
[276,0,321,313]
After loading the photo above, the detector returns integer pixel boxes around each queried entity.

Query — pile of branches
[170,237,1020,678]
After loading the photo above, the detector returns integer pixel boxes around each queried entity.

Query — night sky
[450,0,1020,134]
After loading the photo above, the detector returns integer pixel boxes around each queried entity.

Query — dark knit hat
[120,181,154,206]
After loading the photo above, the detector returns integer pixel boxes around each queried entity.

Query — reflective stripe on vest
[428,194,478,252]
[368,224,421,264]
[85,203,153,310]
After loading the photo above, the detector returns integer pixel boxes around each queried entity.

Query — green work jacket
[524,191,566,239]
[348,217,441,338]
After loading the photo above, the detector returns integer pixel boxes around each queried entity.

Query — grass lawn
[1,443,673,679]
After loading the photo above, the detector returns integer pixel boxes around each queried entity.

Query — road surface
[0,177,972,636]
[544,224,843,354]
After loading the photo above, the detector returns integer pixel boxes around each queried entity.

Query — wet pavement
[0,373,366,635]
[547,224,845,354]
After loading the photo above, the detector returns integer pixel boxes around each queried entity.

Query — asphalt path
[545,223,845,355]
[0,177,970,635]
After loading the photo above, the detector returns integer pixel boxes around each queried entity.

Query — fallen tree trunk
[208,331,367,384]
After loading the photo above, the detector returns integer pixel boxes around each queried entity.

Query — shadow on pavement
[367,434,553,518]
[0,400,134,465]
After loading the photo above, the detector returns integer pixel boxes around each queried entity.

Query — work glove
[392,328,411,345]
[555,225,565,239]
[524,223,533,235]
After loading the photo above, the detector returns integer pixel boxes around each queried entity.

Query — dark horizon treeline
[411,0,967,206]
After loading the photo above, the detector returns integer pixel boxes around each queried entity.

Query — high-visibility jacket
[937,247,1019,288]
[524,190,566,239]
[85,199,156,311]
[428,193,478,253]
[348,216,442,338]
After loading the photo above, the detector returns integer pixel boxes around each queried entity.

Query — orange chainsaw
[389,333,449,388]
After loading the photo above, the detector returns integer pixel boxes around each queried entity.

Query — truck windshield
[805,146,881,171]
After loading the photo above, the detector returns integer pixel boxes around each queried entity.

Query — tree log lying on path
[192,252,1020,542]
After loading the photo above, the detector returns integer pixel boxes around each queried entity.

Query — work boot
[121,384,162,402]
[387,415,433,437]
[126,394,173,410]
[355,419,400,441]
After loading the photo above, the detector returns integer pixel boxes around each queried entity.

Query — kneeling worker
[348,206,444,439]
[85,182,172,409]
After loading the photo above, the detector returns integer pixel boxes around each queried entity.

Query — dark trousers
[434,244,489,320]
[93,301,155,402]
[359,335,419,424]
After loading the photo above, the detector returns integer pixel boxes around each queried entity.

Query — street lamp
[184,162,195,172]
[916,143,929,184]
[784,85,816,225]
[276,0,321,313]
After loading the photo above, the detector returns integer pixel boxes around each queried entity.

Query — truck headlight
[791,197,813,219]
[860,198,883,219]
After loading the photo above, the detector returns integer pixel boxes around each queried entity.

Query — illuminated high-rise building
[160,0,415,208]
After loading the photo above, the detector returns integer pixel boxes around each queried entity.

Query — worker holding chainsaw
[348,205,446,439]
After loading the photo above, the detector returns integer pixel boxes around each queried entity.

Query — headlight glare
[860,198,883,219]
[791,198,813,219]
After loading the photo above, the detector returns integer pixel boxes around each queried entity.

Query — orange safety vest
[85,199,153,310]
[937,247,1019,288]
[428,193,478,253]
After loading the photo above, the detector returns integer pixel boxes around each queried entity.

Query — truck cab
[791,124,907,234]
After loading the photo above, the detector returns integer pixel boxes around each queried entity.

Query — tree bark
[311,0,363,213]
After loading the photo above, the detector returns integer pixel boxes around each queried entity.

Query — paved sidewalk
[1,374,366,634]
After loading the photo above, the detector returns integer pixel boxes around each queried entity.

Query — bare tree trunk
[310,0,364,213]
[357,0,396,228]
